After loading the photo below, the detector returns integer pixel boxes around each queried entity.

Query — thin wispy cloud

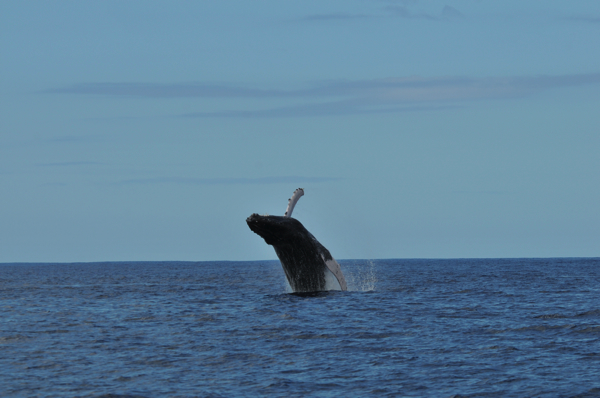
[43,135,102,144]
[117,176,342,186]
[48,74,600,99]
[36,161,103,167]
[452,190,511,195]
[181,103,460,118]
[47,73,600,118]
[564,16,600,25]
[384,4,461,20]
[301,5,599,26]
[301,3,462,23]
[441,5,463,19]
[300,13,372,22]
[44,83,292,98]
[45,136,84,144]
[384,5,437,20]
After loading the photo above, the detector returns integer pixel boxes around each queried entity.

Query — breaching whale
[246,188,347,292]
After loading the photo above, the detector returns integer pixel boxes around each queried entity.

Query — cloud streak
[36,161,103,167]
[44,83,293,98]
[564,16,600,24]
[49,74,600,100]
[299,3,463,22]
[299,13,372,22]
[384,5,438,20]
[47,73,600,118]
[117,176,342,186]
[181,103,460,118]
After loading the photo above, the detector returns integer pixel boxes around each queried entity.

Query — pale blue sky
[1,1,599,262]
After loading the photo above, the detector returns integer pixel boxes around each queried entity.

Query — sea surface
[2,258,600,397]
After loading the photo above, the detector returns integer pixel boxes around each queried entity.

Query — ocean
[1,258,600,397]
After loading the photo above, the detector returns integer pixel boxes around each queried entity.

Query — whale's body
[246,189,347,292]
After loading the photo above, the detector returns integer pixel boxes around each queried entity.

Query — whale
[246,188,347,292]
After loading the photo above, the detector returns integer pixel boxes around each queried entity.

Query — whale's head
[246,213,308,246]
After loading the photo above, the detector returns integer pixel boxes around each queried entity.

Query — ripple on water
[1,259,600,397]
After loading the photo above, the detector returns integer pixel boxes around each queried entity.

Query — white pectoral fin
[323,256,347,291]
[284,188,304,217]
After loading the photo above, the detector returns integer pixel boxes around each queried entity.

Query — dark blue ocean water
[2,258,600,397]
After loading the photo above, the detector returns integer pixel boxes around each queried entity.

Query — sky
[1,1,599,262]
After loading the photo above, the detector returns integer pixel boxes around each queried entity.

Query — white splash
[344,260,377,292]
